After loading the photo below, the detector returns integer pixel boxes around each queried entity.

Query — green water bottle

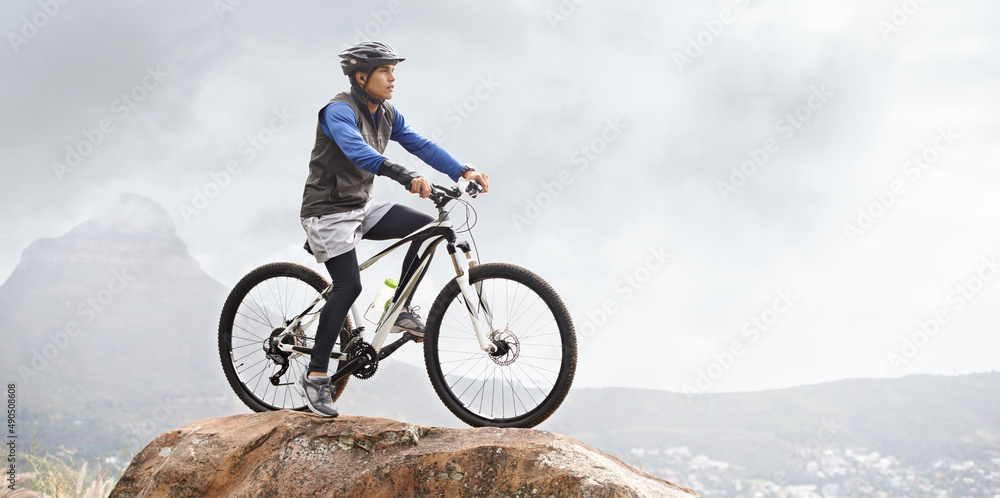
[364,278,398,324]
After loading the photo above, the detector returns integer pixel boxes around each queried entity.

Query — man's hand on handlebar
[409,177,432,198]
[463,170,489,193]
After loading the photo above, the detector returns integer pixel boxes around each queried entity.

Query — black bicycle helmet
[338,41,405,76]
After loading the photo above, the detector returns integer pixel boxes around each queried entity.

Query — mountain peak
[2,193,212,296]
[75,192,176,238]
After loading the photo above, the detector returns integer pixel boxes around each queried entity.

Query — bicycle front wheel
[424,263,577,428]
[218,262,351,412]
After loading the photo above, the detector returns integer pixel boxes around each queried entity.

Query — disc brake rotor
[488,329,520,366]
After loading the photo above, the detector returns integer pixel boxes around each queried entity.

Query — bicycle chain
[346,340,378,379]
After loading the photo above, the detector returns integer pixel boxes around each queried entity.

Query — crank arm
[328,355,367,384]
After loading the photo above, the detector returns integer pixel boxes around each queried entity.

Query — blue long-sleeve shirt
[319,102,464,182]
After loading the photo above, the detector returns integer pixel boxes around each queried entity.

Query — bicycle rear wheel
[218,262,351,412]
[424,263,576,428]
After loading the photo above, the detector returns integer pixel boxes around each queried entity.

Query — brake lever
[465,179,483,198]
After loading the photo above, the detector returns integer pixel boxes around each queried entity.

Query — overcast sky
[3,0,999,393]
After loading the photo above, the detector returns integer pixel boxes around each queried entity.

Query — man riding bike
[297,41,490,417]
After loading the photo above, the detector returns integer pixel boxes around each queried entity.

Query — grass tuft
[2,436,128,498]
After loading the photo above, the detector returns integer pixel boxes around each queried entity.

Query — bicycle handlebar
[427,179,484,208]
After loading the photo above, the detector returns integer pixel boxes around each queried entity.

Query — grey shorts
[301,200,393,263]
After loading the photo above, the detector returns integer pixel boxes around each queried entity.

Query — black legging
[308,204,434,374]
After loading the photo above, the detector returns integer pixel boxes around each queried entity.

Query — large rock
[111,411,697,497]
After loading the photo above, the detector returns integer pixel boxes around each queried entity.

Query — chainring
[346,340,378,379]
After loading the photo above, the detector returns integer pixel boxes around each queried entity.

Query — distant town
[629,445,1000,497]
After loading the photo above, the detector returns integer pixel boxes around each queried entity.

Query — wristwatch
[459,165,476,179]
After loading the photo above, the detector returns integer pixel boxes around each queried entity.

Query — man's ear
[354,71,366,86]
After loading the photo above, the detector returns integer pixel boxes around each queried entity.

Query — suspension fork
[448,242,496,353]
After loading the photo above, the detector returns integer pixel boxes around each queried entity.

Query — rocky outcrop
[110,411,697,497]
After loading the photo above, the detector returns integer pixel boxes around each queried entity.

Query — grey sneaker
[298,371,339,417]
[392,306,425,337]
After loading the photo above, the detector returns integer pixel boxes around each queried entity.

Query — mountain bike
[217,181,577,428]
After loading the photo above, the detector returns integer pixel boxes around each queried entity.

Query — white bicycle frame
[275,196,496,364]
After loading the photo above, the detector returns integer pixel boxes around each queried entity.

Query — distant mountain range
[2,194,997,487]
[543,372,1000,480]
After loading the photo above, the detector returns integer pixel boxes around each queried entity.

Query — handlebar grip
[466,179,484,197]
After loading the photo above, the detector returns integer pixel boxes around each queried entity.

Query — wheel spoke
[250,287,276,329]
[236,307,273,331]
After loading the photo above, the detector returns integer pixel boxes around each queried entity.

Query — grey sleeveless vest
[300,87,395,218]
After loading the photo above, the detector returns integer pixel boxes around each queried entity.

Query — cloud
[2,0,999,391]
